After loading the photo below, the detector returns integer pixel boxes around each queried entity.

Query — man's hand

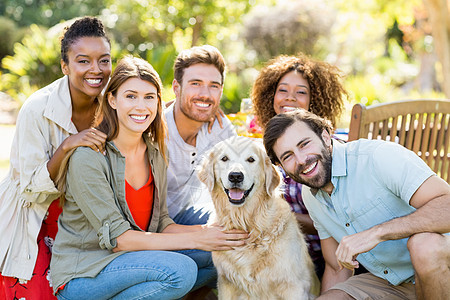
[336,227,383,270]
[320,237,354,292]
[207,107,225,133]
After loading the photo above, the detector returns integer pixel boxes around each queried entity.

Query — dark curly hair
[60,16,110,64]
[251,53,347,129]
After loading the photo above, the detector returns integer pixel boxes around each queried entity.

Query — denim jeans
[176,248,217,290]
[172,205,213,226]
[173,205,217,290]
[56,251,197,300]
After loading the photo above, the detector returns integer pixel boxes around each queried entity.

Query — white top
[0,76,77,280]
[164,103,236,218]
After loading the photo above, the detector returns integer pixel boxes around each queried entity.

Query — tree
[103,0,252,51]
[0,17,20,63]
[0,25,61,103]
[422,0,450,97]
[242,0,335,63]
[333,0,448,99]
[1,0,105,27]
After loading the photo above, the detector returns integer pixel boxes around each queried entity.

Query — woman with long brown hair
[51,55,247,300]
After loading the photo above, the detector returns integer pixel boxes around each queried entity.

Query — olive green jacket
[50,135,174,293]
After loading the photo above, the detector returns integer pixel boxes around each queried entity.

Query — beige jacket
[0,76,77,280]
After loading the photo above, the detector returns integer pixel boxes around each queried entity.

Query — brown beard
[179,92,218,122]
[286,147,332,189]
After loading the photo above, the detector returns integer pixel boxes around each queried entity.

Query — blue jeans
[56,251,197,300]
[173,206,217,289]
[172,205,213,226]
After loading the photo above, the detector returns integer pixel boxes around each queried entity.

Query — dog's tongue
[228,188,244,200]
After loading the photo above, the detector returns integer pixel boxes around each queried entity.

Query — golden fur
[198,136,319,299]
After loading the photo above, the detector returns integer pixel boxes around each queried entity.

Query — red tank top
[125,170,154,230]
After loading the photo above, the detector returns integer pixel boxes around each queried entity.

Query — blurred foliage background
[0,0,449,128]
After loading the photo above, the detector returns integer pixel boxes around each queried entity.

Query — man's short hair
[263,109,333,165]
[173,45,226,85]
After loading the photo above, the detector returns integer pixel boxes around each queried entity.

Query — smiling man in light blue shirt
[263,109,450,300]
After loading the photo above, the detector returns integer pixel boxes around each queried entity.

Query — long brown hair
[56,55,168,202]
[95,55,168,160]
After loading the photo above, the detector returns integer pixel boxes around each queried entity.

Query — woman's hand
[193,224,249,251]
[48,128,107,181]
[207,108,225,133]
[63,128,107,154]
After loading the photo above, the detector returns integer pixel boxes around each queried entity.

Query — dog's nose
[228,172,244,183]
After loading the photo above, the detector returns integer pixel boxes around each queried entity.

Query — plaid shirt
[280,168,322,263]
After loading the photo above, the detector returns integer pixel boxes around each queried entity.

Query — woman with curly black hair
[252,53,347,129]
[251,53,348,280]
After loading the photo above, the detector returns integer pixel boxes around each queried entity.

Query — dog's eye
[247,157,255,163]
[221,156,229,162]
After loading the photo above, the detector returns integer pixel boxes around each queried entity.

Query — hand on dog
[336,227,382,270]
[194,224,249,251]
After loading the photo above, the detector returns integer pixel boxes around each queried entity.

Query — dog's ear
[264,155,281,197]
[197,149,215,192]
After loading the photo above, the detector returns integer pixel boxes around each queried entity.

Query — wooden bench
[348,99,450,183]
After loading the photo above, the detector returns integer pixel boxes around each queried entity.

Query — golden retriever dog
[198,136,319,300]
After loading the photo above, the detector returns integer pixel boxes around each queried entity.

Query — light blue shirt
[302,139,435,285]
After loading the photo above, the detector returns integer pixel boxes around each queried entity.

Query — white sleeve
[220,115,237,138]
[15,101,60,203]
